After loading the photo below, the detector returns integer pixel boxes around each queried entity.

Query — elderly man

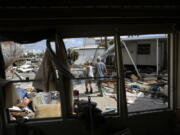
[95,57,107,97]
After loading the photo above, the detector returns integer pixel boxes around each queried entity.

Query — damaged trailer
[102,35,168,73]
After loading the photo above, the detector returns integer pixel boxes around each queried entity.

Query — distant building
[71,46,105,65]
[70,38,104,65]
[83,38,98,47]
[94,37,113,45]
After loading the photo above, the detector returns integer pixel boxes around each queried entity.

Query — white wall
[122,39,159,66]
[74,48,105,65]
[83,38,97,46]
[122,41,137,65]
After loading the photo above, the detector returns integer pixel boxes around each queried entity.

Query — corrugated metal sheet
[74,48,105,65]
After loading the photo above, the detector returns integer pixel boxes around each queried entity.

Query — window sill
[128,108,172,117]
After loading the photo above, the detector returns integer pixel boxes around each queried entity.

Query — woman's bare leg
[89,80,93,93]
[85,80,88,94]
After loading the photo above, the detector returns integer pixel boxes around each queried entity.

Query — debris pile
[8,87,61,120]
[124,71,168,110]
[71,65,168,113]
[5,47,169,118]
[6,52,43,80]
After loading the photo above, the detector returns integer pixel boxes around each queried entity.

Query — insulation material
[33,49,57,92]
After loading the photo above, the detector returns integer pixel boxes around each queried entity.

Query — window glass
[121,34,169,113]
[1,41,61,121]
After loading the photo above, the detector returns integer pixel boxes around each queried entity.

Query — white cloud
[23,38,84,52]
[63,38,83,49]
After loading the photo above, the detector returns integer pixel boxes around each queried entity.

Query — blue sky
[23,34,166,52]
[23,38,84,52]
[64,38,83,48]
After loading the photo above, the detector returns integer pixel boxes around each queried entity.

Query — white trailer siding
[122,39,164,66]
[136,40,157,66]
[122,41,137,65]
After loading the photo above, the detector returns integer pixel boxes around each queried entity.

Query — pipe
[157,39,159,76]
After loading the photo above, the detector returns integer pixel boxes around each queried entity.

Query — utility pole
[105,36,108,50]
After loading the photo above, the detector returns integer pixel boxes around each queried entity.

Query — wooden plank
[55,34,73,118]
[0,45,7,135]
[115,33,128,119]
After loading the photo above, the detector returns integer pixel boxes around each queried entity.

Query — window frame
[0,33,174,128]
[0,38,68,124]
[137,43,151,55]
[125,34,172,116]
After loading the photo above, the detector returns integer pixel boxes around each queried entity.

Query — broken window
[1,40,62,121]
[121,34,169,113]
[64,37,118,115]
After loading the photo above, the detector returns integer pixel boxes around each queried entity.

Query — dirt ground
[7,71,168,115]
[73,81,168,113]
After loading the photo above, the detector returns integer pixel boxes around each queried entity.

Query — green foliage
[98,42,106,47]
[98,39,114,47]
[109,39,114,45]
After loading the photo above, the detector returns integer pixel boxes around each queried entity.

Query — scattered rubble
[8,84,61,120]
[5,50,169,120]
[71,66,168,113]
